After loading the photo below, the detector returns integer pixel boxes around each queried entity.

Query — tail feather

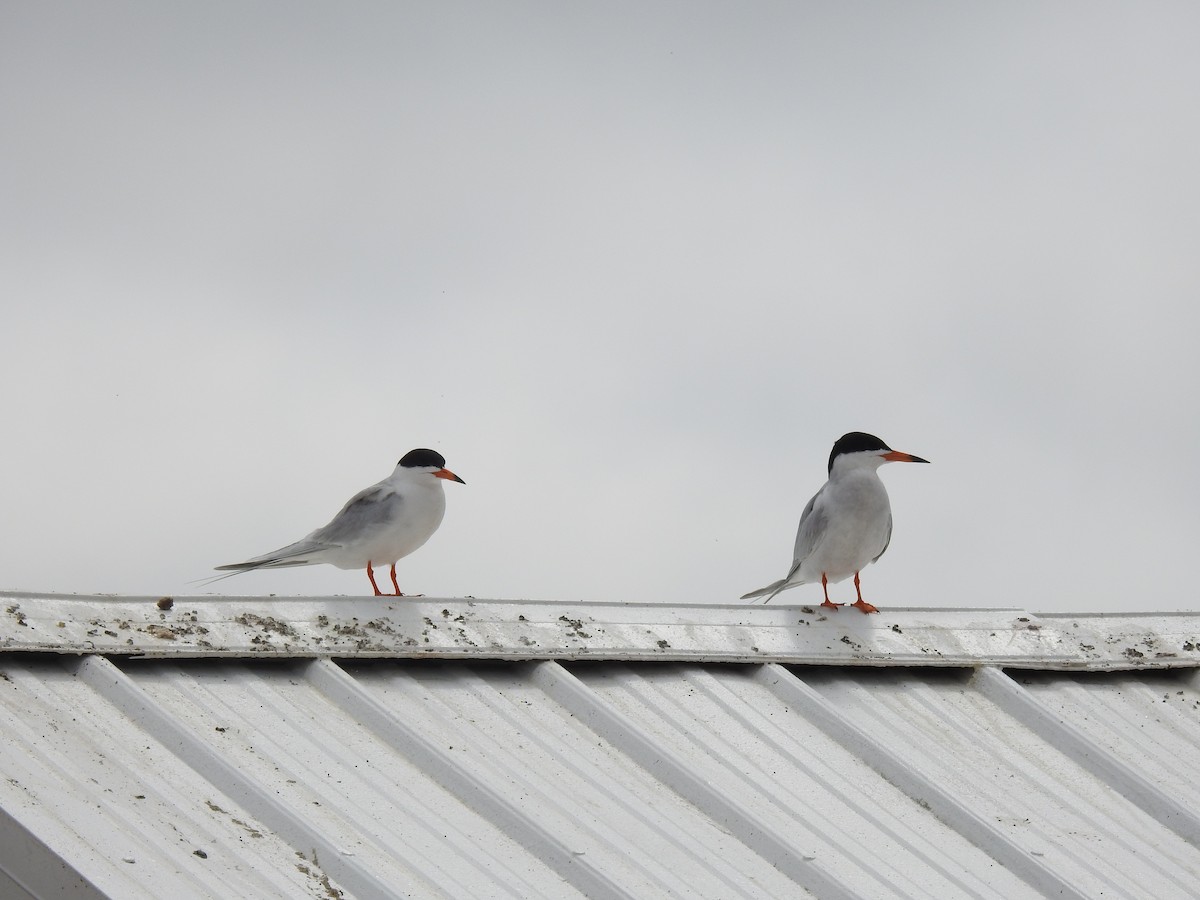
[213,558,312,572]
[193,540,330,587]
[214,539,328,573]
[740,578,790,603]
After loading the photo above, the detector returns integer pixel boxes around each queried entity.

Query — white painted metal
[972,665,1200,844]
[0,656,346,898]
[5,592,1200,670]
[754,665,1087,899]
[799,666,1200,898]
[538,661,1040,899]
[328,659,806,899]
[3,593,1200,898]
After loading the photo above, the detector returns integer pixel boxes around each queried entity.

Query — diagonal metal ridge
[530,660,862,900]
[754,663,1091,900]
[972,665,1200,847]
[302,658,642,900]
[68,655,385,900]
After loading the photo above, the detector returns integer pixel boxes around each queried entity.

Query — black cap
[398,448,448,469]
[828,432,892,473]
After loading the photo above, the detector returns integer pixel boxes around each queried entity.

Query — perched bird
[214,449,465,596]
[741,432,928,613]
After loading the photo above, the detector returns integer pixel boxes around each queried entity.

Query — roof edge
[3,592,1198,670]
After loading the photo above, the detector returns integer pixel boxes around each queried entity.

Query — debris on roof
[4,592,1199,669]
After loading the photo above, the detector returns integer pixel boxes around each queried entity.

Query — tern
[214,448,465,596]
[741,432,928,613]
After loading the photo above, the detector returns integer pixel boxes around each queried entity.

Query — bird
[741,432,928,613]
[213,448,465,596]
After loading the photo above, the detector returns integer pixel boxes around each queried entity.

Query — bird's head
[398,448,466,484]
[828,432,929,476]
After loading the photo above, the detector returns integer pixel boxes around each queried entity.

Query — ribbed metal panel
[3,596,1200,898]
[0,656,342,898]
[799,665,1200,899]
[553,663,1039,899]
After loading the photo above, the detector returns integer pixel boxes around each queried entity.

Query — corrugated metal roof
[2,592,1200,899]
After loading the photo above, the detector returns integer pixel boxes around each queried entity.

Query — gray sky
[3,3,1198,613]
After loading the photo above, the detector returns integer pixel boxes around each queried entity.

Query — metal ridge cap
[2,592,1199,669]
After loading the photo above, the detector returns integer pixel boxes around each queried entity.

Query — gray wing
[740,487,828,602]
[213,484,401,574]
[309,484,404,545]
[783,487,828,580]
[872,512,893,563]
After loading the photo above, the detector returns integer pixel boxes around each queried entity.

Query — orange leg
[850,571,879,614]
[366,561,384,596]
[389,564,404,597]
[819,573,843,610]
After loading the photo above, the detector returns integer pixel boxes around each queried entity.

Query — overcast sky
[3,3,1198,614]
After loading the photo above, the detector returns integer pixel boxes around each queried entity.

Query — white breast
[800,472,892,584]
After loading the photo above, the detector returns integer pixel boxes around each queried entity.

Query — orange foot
[820,599,844,610]
[850,599,879,614]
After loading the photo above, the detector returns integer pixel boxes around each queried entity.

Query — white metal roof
[3,592,1200,899]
